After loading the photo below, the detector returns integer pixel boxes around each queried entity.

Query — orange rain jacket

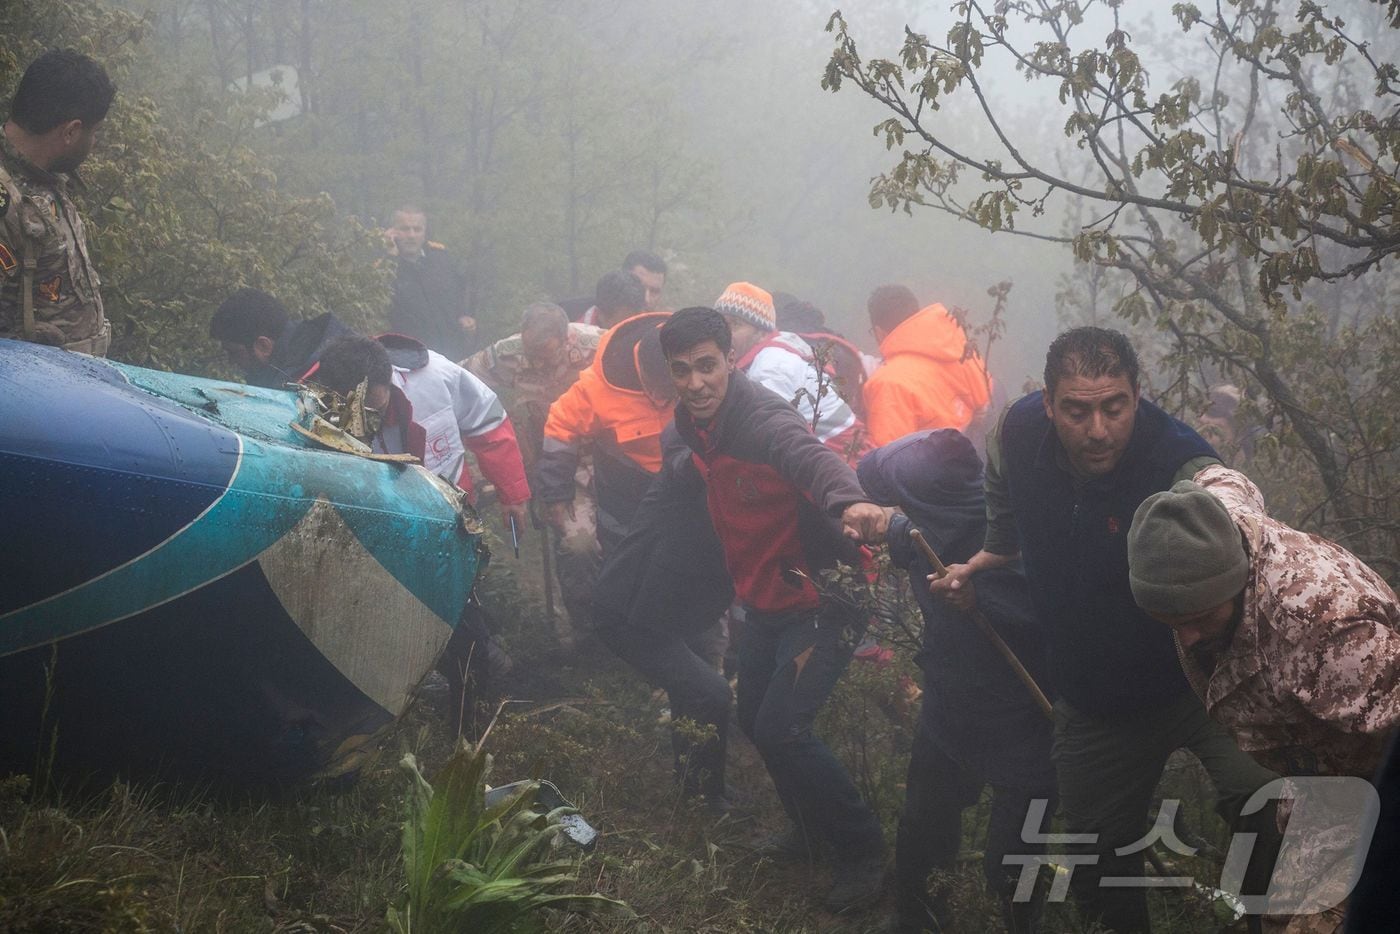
[537,312,674,550]
[863,304,991,446]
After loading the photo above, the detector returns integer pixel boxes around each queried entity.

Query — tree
[824,0,1400,574]
[1,0,389,374]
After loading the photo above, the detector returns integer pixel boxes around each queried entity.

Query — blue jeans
[736,602,883,858]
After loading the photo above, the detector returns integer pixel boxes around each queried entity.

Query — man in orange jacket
[862,284,991,446]
[537,311,675,561]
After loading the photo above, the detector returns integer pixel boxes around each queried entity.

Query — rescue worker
[563,250,667,323]
[859,429,1056,933]
[0,50,116,354]
[658,306,889,913]
[209,288,354,387]
[932,327,1278,933]
[713,281,868,462]
[861,284,990,445]
[312,333,529,533]
[385,204,478,360]
[592,269,647,330]
[313,334,530,705]
[1129,468,1400,780]
[1130,468,1400,932]
[536,310,673,560]
[593,422,735,810]
[465,302,603,631]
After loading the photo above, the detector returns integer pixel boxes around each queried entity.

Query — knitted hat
[1128,480,1248,617]
[714,282,776,332]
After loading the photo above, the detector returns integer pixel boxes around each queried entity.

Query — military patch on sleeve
[0,242,15,274]
[38,274,62,303]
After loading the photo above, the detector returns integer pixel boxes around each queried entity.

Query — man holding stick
[932,327,1278,933]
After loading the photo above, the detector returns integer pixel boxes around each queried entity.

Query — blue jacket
[1000,392,1216,719]
[858,429,1052,783]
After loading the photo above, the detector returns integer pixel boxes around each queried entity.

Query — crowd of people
[4,50,1400,934]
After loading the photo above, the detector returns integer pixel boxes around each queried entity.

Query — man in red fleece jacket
[658,306,889,913]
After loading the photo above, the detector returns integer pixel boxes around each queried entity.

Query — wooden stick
[910,528,1054,720]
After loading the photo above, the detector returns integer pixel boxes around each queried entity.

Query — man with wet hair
[385,204,478,360]
[622,249,667,310]
[658,306,889,914]
[862,283,990,445]
[1,50,116,354]
[932,326,1278,933]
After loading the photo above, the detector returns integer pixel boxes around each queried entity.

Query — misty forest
[2,0,1398,931]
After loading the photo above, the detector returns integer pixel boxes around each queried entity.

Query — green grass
[0,556,1249,933]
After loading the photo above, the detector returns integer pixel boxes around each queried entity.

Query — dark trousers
[736,603,883,857]
[600,621,731,798]
[1053,691,1279,933]
[895,707,1056,932]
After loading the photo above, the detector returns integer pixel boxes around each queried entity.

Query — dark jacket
[389,245,475,361]
[858,429,1053,783]
[249,312,355,389]
[592,425,733,637]
[1000,391,1217,719]
[673,369,865,614]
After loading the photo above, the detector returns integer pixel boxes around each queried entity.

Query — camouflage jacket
[463,322,602,462]
[1181,465,1400,778]
[0,134,107,353]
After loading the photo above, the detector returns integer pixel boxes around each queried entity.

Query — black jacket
[249,312,356,389]
[592,425,733,637]
[859,429,1053,783]
[388,245,475,360]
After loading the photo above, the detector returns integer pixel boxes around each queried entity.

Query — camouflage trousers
[551,464,600,634]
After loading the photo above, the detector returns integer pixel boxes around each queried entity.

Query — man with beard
[932,327,1278,933]
[1130,466,1400,778]
[0,50,116,354]
[1129,468,1400,933]
[384,205,478,359]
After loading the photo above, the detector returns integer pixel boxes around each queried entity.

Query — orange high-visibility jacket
[537,313,674,548]
[863,304,991,446]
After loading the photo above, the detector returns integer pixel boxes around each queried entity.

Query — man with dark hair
[1,50,117,354]
[311,331,529,533]
[209,288,354,387]
[658,306,889,913]
[385,205,478,360]
[592,269,647,329]
[932,326,1279,933]
[862,283,990,445]
[622,249,667,310]
[315,333,523,704]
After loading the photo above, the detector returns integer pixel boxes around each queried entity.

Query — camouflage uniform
[1183,465,1400,779]
[1184,466,1400,934]
[465,322,603,631]
[0,134,108,354]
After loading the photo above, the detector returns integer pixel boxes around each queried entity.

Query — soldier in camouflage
[1130,466,1400,934]
[0,50,115,355]
[465,302,603,633]
[1129,465,1400,779]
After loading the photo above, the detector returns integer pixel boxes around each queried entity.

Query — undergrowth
[0,541,1247,932]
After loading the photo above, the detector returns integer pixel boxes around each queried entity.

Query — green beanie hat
[1128,480,1248,617]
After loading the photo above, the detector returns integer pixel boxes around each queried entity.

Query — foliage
[824,0,1400,575]
[387,740,632,934]
[0,0,389,374]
